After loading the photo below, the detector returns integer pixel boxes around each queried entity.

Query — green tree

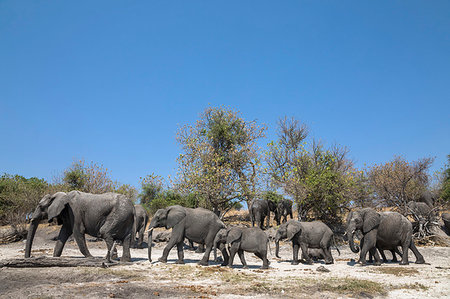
[175,106,266,217]
[437,155,450,207]
[139,174,164,206]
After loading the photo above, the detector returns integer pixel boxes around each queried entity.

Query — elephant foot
[242,265,248,269]
[303,260,313,265]
[221,262,228,267]
[121,256,131,262]
[198,260,209,266]
[175,260,185,264]
[399,261,409,265]
[261,265,269,269]
[158,257,168,263]
[374,261,381,266]
[325,260,334,265]
[415,259,425,264]
[291,261,300,265]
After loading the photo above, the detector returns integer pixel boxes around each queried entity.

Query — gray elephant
[275,199,293,225]
[346,208,425,265]
[407,201,433,218]
[249,199,277,230]
[133,205,148,248]
[275,220,339,265]
[213,227,270,269]
[442,212,450,234]
[147,205,225,265]
[25,191,134,262]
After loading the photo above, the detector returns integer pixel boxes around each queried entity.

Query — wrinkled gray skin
[442,213,450,234]
[25,191,134,262]
[147,205,225,265]
[346,208,425,266]
[249,199,277,230]
[275,199,293,226]
[213,227,270,269]
[407,201,433,218]
[275,220,339,265]
[133,205,148,249]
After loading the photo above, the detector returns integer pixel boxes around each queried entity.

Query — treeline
[1,106,449,227]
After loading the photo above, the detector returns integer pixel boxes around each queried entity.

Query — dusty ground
[1,224,449,299]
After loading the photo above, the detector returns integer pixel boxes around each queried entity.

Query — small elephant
[275,220,339,265]
[147,205,225,265]
[347,208,425,265]
[25,191,135,262]
[133,205,149,249]
[249,199,277,230]
[442,213,450,234]
[213,227,270,269]
[275,199,293,226]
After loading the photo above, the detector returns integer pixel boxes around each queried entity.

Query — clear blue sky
[1,1,449,190]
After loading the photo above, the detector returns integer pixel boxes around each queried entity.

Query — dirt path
[1,225,449,298]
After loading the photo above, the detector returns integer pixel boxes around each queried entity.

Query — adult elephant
[275,199,293,225]
[147,205,225,265]
[25,191,134,262]
[346,208,425,265]
[133,205,148,248]
[249,199,277,230]
[275,220,339,265]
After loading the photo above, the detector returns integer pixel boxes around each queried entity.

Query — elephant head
[346,208,380,253]
[25,192,69,258]
[275,220,302,258]
[147,205,186,262]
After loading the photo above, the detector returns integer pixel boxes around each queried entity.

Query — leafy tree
[175,106,266,217]
[115,184,138,203]
[0,174,48,226]
[436,155,450,207]
[139,174,164,206]
[368,156,434,213]
[261,190,284,204]
[266,117,358,225]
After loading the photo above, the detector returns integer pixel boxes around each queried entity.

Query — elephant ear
[286,221,302,240]
[165,206,186,228]
[47,194,69,221]
[226,228,242,244]
[363,209,380,233]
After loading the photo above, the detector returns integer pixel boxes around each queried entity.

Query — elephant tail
[332,235,340,256]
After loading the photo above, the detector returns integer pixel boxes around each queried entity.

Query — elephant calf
[133,204,148,249]
[275,220,339,265]
[213,227,270,269]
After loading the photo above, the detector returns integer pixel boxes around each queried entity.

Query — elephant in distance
[249,199,277,230]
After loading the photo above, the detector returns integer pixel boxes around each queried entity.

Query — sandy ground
[1,225,449,299]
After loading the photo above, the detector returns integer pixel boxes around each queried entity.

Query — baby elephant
[275,220,339,265]
[213,227,270,269]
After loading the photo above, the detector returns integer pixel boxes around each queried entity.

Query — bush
[144,190,198,215]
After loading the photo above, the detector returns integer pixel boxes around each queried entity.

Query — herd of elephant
[24,191,449,269]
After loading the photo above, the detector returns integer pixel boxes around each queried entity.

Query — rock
[152,231,171,242]
[316,265,330,273]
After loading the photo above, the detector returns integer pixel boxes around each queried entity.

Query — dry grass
[369,266,420,276]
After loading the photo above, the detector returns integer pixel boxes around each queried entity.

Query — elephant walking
[213,227,270,269]
[249,199,277,230]
[275,220,339,265]
[275,199,293,225]
[147,205,225,265]
[346,208,425,265]
[25,191,135,262]
[133,205,148,248]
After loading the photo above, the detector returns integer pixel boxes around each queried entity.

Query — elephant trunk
[347,225,359,253]
[275,235,281,258]
[147,228,154,262]
[25,218,40,258]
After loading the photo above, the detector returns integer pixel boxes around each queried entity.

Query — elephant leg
[219,243,229,266]
[255,251,269,269]
[137,228,144,249]
[121,233,132,262]
[300,243,313,264]
[228,244,239,268]
[369,248,381,265]
[390,250,397,263]
[195,243,205,253]
[188,239,195,250]
[160,227,183,263]
[73,227,93,258]
[266,214,270,229]
[393,247,403,262]
[379,249,388,263]
[359,230,377,266]
[322,246,333,264]
[409,240,425,264]
[104,237,115,262]
[237,250,247,268]
[53,224,72,257]
[198,233,216,266]
[175,241,185,264]
[291,243,300,265]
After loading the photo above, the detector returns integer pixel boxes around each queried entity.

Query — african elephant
[275,199,293,225]
[25,191,134,262]
[346,208,425,265]
[442,212,450,234]
[213,227,270,269]
[249,199,277,230]
[275,220,339,265]
[133,205,148,248]
[147,205,225,265]
[407,201,433,218]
